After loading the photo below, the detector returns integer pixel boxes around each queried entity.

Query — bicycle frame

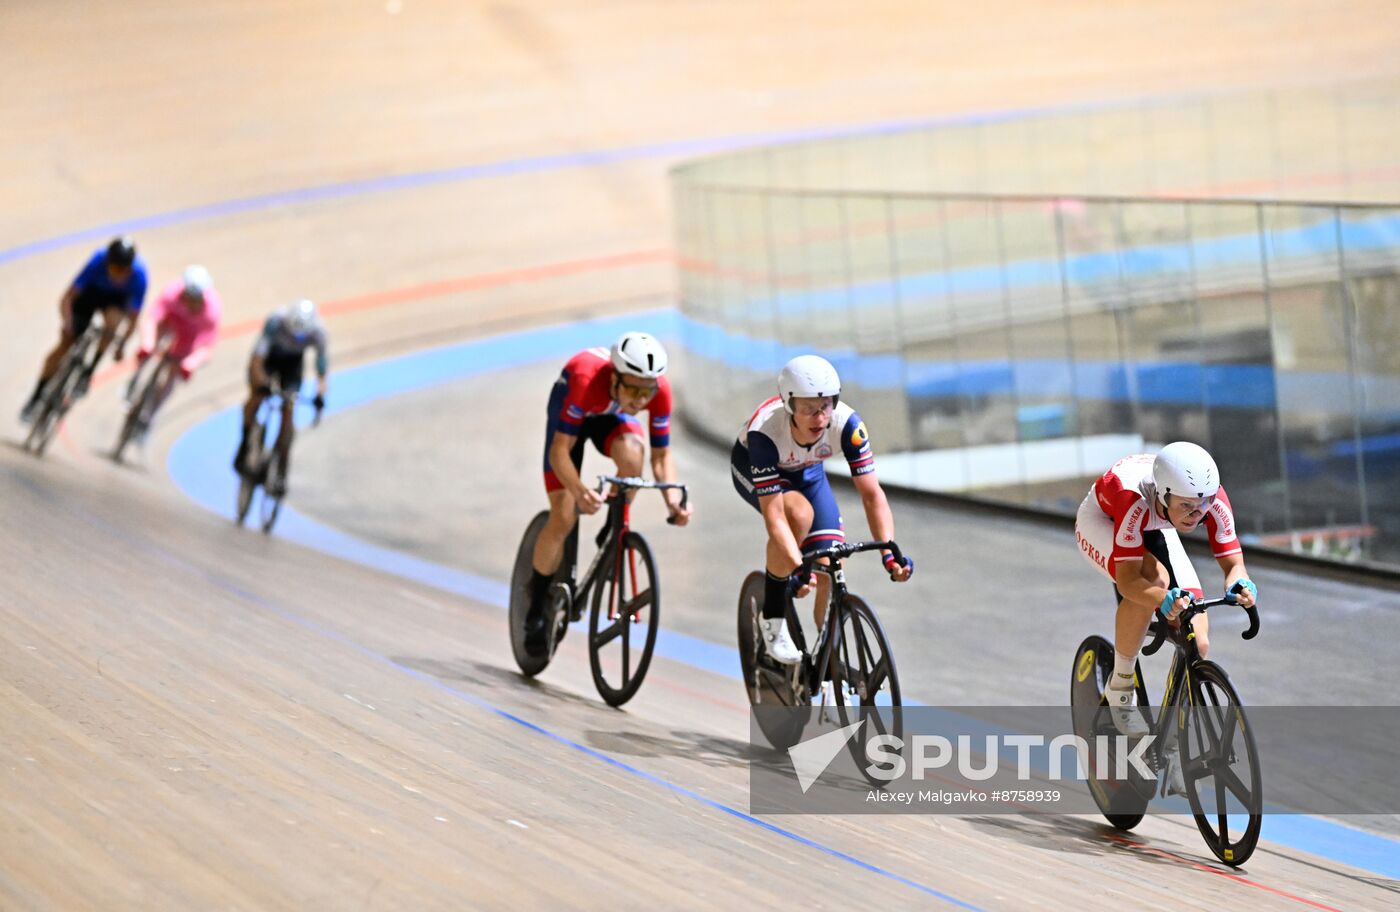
[559,474,687,618]
[785,540,905,698]
[1136,595,1261,756]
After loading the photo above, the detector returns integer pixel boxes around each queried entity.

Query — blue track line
[167,313,1400,883]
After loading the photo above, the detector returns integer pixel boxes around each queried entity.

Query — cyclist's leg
[23,297,92,412]
[1076,489,1151,711]
[235,359,269,473]
[85,303,126,371]
[273,394,297,480]
[731,442,810,625]
[267,351,304,470]
[531,414,591,578]
[600,416,645,495]
[797,469,844,628]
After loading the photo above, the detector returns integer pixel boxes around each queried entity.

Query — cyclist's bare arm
[1216,552,1255,607]
[248,352,270,391]
[852,473,910,580]
[648,446,690,523]
[548,429,604,513]
[1115,558,1185,615]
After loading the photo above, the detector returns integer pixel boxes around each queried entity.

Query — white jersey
[736,396,873,496]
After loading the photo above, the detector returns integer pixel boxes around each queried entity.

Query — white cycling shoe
[1103,685,1150,737]
[760,617,801,665]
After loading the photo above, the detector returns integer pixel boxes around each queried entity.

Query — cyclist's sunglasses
[1170,493,1215,514]
[615,376,658,400]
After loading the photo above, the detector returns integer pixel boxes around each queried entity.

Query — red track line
[1103,832,1346,911]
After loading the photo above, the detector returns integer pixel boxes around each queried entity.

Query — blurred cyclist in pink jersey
[123,265,222,441]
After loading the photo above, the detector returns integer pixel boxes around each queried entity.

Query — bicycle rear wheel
[1181,661,1262,867]
[737,571,807,748]
[509,511,554,677]
[113,364,160,462]
[829,594,902,784]
[1070,634,1152,830]
[588,530,660,706]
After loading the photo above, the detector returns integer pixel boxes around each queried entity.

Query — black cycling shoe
[523,596,550,655]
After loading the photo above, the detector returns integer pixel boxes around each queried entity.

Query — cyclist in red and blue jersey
[20,237,149,422]
[731,354,913,665]
[524,332,691,647]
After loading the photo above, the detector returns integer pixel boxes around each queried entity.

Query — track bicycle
[235,384,320,533]
[23,324,102,456]
[112,335,177,462]
[737,540,906,758]
[1070,590,1262,866]
[509,474,688,707]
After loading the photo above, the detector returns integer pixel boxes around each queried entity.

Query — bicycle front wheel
[588,530,659,707]
[113,365,160,462]
[829,594,902,784]
[1182,660,1262,867]
[234,425,264,527]
[260,443,286,534]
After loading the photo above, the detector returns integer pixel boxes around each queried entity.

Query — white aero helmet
[1152,441,1220,506]
[611,331,668,379]
[181,265,212,302]
[778,354,841,413]
[285,299,318,342]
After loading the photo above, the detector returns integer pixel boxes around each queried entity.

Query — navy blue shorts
[730,441,844,548]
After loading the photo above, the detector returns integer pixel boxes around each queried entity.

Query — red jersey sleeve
[648,376,673,448]
[1204,486,1242,558]
[1096,470,1152,566]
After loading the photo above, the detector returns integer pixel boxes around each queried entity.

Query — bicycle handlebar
[1141,592,1261,656]
[594,475,690,524]
[798,540,906,581]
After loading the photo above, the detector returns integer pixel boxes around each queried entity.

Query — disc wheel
[1070,634,1152,830]
[738,570,808,748]
[509,511,554,677]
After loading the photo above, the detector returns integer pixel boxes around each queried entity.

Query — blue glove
[883,552,914,580]
[1158,587,1190,620]
[1229,579,1257,601]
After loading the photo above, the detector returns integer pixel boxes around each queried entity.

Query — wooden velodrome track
[4,2,1400,909]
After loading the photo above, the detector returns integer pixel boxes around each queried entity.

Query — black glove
[313,394,326,412]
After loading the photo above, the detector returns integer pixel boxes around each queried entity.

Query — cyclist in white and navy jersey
[731,354,913,665]
[233,299,328,494]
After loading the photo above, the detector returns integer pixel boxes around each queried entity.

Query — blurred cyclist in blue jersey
[20,237,149,422]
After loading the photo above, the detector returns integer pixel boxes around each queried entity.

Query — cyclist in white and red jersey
[523,332,691,649]
[1075,441,1258,739]
[731,355,913,665]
